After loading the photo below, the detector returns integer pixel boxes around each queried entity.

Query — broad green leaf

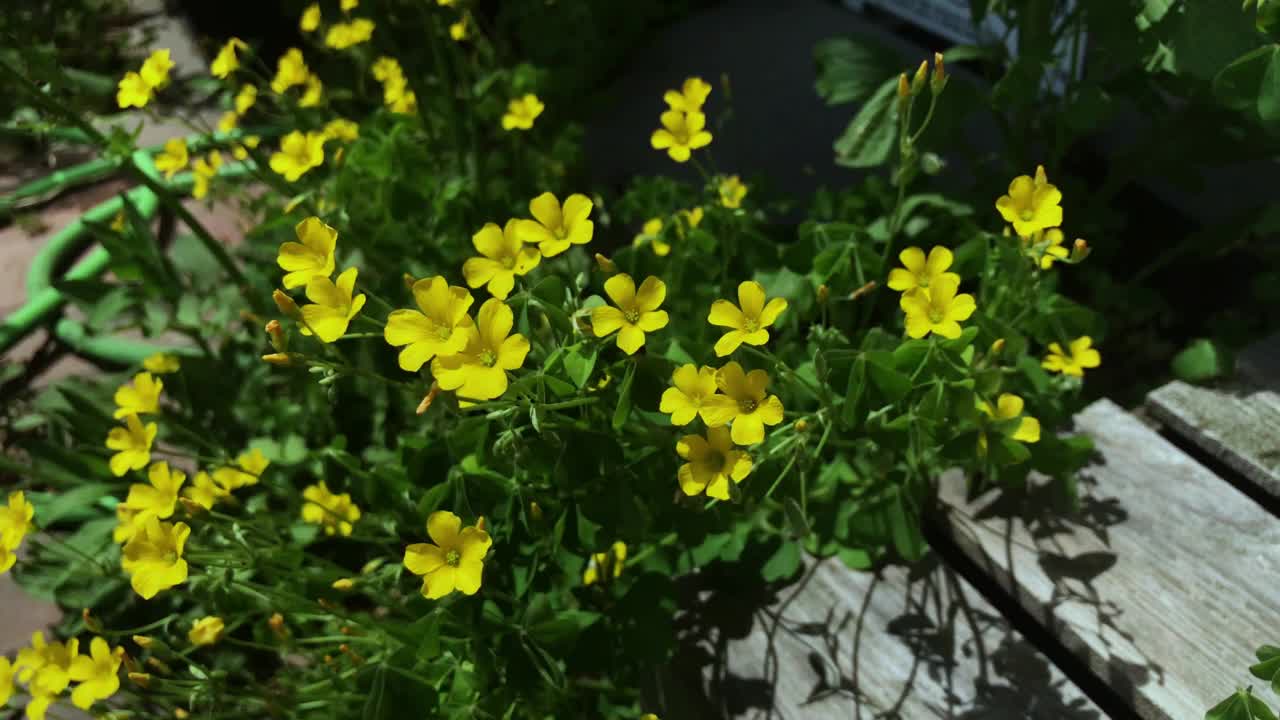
[833,76,898,168]
[761,541,803,582]
[1171,338,1233,383]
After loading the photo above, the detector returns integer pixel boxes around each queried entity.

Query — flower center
[624,307,641,324]
[738,398,758,414]
[479,350,498,368]
[705,450,726,471]
[1019,208,1034,221]
[164,550,179,564]
[743,317,760,333]
[445,549,461,567]
[929,308,945,324]
[432,323,453,341]
[501,255,516,270]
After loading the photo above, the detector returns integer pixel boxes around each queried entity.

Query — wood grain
[937,399,1280,720]
[675,555,1104,718]
[1146,380,1280,499]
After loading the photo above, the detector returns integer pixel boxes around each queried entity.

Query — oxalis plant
[0,4,1102,719]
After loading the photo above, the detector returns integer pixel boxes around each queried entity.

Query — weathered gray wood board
[938,399,1280,720]
[1146,380,1280,499]
[679,556,1104,718]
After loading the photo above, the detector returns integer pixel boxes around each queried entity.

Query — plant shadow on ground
[656,463,1158,719]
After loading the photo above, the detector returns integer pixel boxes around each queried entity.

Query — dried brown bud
[266,319,288,352]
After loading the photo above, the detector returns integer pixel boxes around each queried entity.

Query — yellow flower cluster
[325,18,375,50]
[633,207,702,257]
[273,217,365,342]
[116,49,173,109]
[271,48,323,107]
[718,175,747,208]
[977,393,1041,456]
[372,57,418,114]
[996,165,1086,270]
[583,541,626,585]
[502,94,544,131]
[651,76,712,163]
[887,245,976,340]
[5,633,124,719]
[0,491,34,575]
[403,511,491,599]
[301,481,362,536]
[210,37,247,79]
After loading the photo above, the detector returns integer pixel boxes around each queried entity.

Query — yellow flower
[708,280,788,357]
[270,131,325,182]
[0,491,35,574]
[1026,228,1070,269]
[371,56,403,83]
[389,88,418,114]
[19,635,78,700]
[67,637,123,710]
[664,76,712,113]
[633,217,668,257]
[322,118,360,143]
[217,111,238,133]
[385,276,475,371]
[182,471,229,511]
[191,151,222,200]
[517,191,594,257]
[232,135,261,160]
[641,715,659,720]
[116,72,152,109]
[271,48,310,94]
[118,461,185,537]
[277,216,337,290]
[325,19,375,49]
[140,49,174,89]
[659,364,720,426]
[153,138,188,179]
[437,0,455,5]
[301,481,362,536]
[210,37,247,78]
[300,267,366,343]
[142,351,180,371]
[211,448,270,491]
[106,414,157,477]
[0,656,12,708]
[650,110,712,163]
[591,274,669,355]
[501,94,544,131]
[899,275,976,340]
[1042,336,1101,377]
[299,75,324,107]
[234,84,257,114]
[403,511,492,599]
[113,372,162,419]
[121,517,190,600]
[676,426,752,499]
[341,0,359,10]
[450,17,469,41]
[977,393,1041,455]
[462,220,542,299]
[700,362,784,445]
[995,165,1063,238]
[718,175,747,208]
[188,617,225,647]
[431,299,530,402]
[886,245,960,296]
[678,206,704,231]
[300,3,321,31]
[582,541,626,586]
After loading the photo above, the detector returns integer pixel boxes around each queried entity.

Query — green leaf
[866,353,912,402]
[761,541,803,582]
[1171,338,1234,383]
[783,497,811,538]
[1205,688,1278,720]
[1214,46,1278,113]
[29,484,114,525]
[528,609,601,649]
[562,345,598,389]
[842,355,867,427]
[813,37,898,105]
[989,436,1032,466]
[889,490,927,562]
[833,76,898,168]
[611,362,636,431]
[1251,645,1280,695]
[1259,46,1280,126]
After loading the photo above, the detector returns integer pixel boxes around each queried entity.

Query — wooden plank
[1237,333,1280,390]
[937,399,1280,720]
[1146,380,1280,499]
[675,556,1104,718]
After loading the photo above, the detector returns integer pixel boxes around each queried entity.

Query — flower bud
[475,516,487,533]
[128,672,151,688]
[911,59,928,94]
[147,657,173,674]
[273,289,301,319]
[331,578,355,591]
[850,280,877,301]
[175,710,190,719]
[265,319,288,352]
[403,273,417,291]
[133,635,154,649]
[920,152,945,175]
[262,352,296,366]
[529,501,543,522]
[82,608,103,633]
[1070,238,1090,263]
[360,558,386,575]
[817,284,829,305]
[416,382,441,415]
[268,613,286,639]
[594,253,617,274]
[896,72,910,102]
[990,338,1006,355]
[931,52,948,95]
[795,418,809,432]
